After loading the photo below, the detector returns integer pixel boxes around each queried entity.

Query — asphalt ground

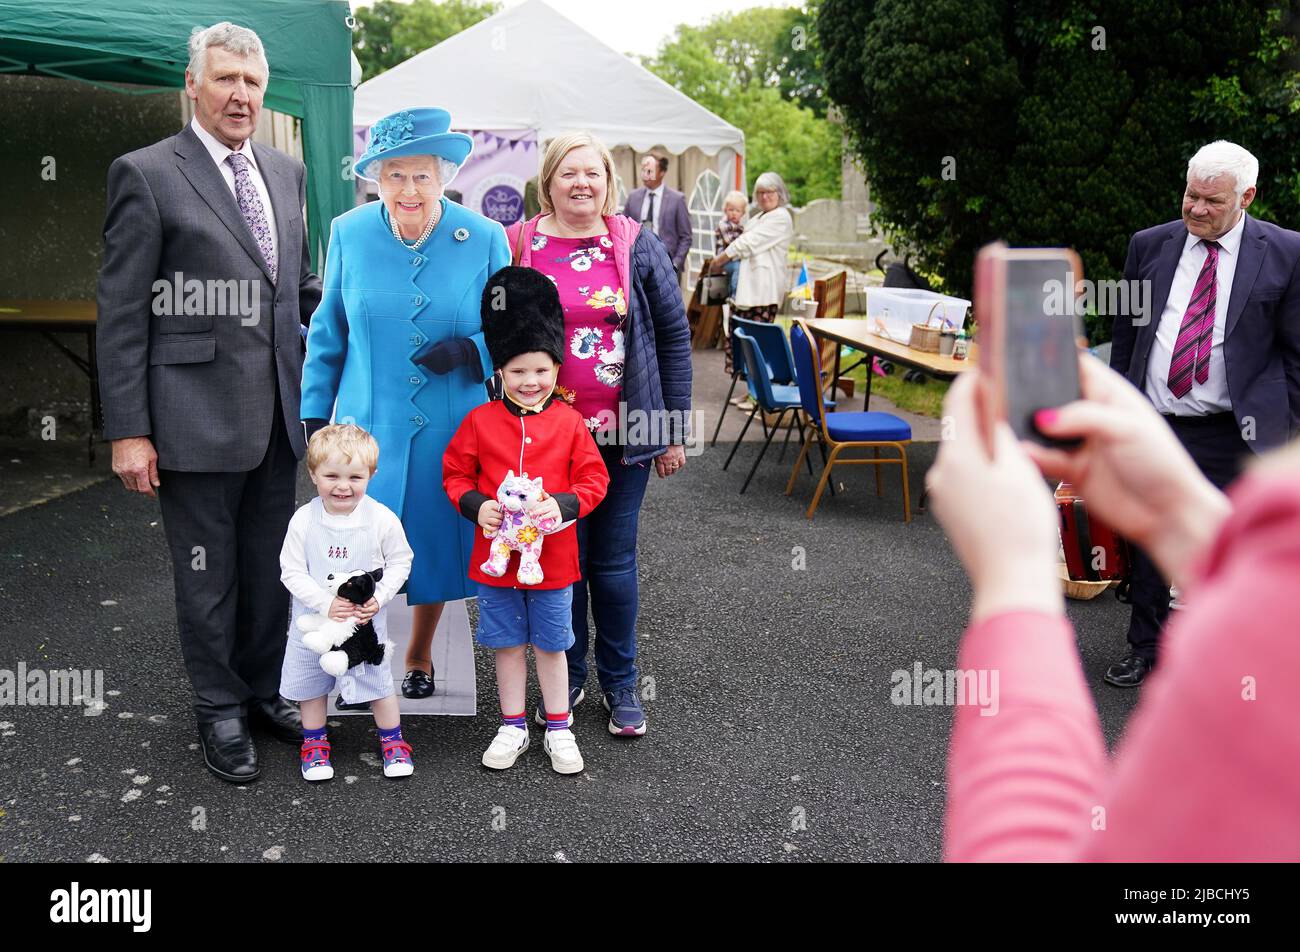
[0,432,1141,863]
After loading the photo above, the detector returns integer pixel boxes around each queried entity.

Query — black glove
[414,337,481,377]
[303,419,328,442]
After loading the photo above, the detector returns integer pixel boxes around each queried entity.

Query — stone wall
[790,197,886,268]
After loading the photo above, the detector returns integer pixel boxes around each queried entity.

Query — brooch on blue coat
[454,227,469,242]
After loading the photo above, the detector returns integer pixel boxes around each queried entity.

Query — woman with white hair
[301,108,510,703]
[708,172,795,371]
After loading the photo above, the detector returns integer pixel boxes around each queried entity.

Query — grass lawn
[841,357,950,418]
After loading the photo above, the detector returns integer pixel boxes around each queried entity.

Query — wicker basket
[1057,563,1117,600]
[908,302,945,353]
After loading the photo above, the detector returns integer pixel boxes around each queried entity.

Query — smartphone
[975,242,1084,449]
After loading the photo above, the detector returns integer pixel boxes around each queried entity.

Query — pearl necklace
[390,201,441,250]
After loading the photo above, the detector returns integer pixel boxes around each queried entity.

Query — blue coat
[302,198,509,603]
[623,228,693,462]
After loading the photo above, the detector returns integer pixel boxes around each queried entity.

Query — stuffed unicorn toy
[480,470,564,585]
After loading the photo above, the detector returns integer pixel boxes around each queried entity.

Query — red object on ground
[1055,482,1129,581]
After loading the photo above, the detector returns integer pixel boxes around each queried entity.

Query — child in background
[279,424,415,781]
[444,267,609,775]
[715,190,748,299]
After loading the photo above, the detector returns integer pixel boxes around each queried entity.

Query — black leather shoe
[1104,654,1155,688]
[335,696,370,712]
[198,718,260,783]
[249,696,302,743]
[402,667,435,699]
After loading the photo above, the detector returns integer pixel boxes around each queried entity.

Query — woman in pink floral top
[527,231,627,433]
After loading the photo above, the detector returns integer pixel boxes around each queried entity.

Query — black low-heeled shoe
[334,696,371,712]
[402,667,436,699]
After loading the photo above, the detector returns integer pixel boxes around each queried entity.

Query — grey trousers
[157,410,298,723]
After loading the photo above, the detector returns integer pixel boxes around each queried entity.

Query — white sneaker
[543,728,584,774]
[481,725,530,770]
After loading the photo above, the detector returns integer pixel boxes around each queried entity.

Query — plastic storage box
[865,287,971,343]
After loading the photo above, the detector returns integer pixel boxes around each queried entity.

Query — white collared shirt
[1144,211,1246,415]
[640,183,665,233]
[189,116,278,265]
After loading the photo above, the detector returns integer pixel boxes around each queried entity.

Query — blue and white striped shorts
[278,624,395,706]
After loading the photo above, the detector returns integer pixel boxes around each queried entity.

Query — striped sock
[546,712,570,732]
[503,712,527,730]
[378,725,403,744]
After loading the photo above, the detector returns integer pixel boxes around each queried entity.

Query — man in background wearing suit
[1109,139,1300,687]
[624,153,693,276]
[96,23,322,781]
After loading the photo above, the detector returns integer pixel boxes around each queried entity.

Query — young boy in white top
[279,424,415,780]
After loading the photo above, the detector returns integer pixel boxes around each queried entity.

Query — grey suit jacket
[96,124,323,472]
[624,186,692,272]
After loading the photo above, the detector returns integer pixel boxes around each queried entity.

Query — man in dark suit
[1109,139,1300,686]
[623,153,693,275]
[96,23,321,781]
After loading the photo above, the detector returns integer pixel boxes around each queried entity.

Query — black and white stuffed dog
[297,569,394,677]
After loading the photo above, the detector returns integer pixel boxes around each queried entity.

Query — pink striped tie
[1166,241,1219,399]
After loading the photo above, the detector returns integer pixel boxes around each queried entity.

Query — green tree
[820,0,1300,342]
[645,5,840,205]
[728,87,842,206]
[778,1,826,117]
[353,0,500,82]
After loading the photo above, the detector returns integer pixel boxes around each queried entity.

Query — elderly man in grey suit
[96,22,321,783]
[624,153,693,275]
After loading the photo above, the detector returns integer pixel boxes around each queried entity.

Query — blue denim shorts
[475,584,575,653]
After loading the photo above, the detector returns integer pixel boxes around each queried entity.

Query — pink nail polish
[1034,408,1059,427]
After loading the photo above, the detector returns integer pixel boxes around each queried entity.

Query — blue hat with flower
[356,108,474,182]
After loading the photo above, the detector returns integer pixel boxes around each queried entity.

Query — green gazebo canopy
[0,0,355,268]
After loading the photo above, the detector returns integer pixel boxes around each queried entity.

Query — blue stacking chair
[710,315,798,447]
[786,320,913,521]
[742,318,797,387]
[723,329,810,494]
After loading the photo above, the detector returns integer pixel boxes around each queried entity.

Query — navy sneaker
[534,686,586,728]
[602,686,647,737]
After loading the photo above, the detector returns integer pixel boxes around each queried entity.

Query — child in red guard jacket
[444,267,609,775]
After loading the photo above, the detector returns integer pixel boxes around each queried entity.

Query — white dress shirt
[640,183,665,234]
[189,116,279,266]
[1144,211,1245,415]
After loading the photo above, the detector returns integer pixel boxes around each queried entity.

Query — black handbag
[702,272,730,306]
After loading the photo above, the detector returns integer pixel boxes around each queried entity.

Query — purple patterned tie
[1166,240,1219,399]
[227,152,277,282]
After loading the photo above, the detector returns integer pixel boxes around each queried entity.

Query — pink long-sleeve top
[944,470,1300,861]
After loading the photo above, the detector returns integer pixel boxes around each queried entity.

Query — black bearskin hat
[480,266,565,369]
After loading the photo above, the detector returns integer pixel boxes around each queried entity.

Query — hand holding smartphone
[974,242,1084,452]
